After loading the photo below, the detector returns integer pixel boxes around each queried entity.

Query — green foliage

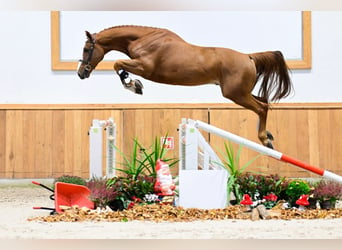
[106,135,177,209]
[54,175,86,187]
[219,141,262,203]
[112,135,178,180]
[139,135,179,177]
[285,179,311,206]
[114,138,149,180]
[106,175,156,209]
[237,173,289,201]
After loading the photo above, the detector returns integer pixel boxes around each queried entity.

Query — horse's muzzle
[77,60,91,79]
[78,71,87,79]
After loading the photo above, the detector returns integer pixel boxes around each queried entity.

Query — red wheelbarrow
[32,181,94,214]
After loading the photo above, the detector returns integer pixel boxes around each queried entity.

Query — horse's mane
[99,25,161,34]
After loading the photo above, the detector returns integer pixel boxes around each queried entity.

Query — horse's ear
[85,31,92,40]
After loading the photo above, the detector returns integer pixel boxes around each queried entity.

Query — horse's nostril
[78,72,84,79]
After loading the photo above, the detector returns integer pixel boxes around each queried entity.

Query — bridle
[79,34,96,74]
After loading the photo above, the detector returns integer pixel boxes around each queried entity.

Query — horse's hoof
[133,79,143,95]
[266,141,274,149]
[266,131,274,141]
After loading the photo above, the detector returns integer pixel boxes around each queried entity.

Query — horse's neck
[97,26,156,55]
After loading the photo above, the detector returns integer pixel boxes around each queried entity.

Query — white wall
[0,11,341,104]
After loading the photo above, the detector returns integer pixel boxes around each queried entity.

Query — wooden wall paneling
[83,109,97,177]
[121,109,135,172]
[34,110,53,178]
[0,104,341,179]
[316,109,333,173]
[22,111,37,178]
[5,111,24,178]
[71,110,83,177]
[273,109,301,177]
[294,109,313,177]
[307,109,320,175]
[121,109,153,172]
[0,111,6,176]
[63,110,77,176]
[4,111,15,178]
[329,109,342,175]
[51,110,66,177]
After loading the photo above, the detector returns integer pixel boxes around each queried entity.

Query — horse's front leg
[113,59,145,95]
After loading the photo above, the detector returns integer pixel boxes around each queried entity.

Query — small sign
[161,137,174,149]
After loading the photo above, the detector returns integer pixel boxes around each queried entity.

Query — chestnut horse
[77,25,292,148]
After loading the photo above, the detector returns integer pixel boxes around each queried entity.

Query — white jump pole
[188,119,342,184]
[89,118,116,179]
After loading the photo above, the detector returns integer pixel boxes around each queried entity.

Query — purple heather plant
[86,178,118,208]
[313,180,342,202]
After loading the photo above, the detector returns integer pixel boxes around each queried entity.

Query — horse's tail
[249,51,293,103]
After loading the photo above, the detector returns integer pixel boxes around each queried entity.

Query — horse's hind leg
[229,93,273,148]
[252,95,274,142]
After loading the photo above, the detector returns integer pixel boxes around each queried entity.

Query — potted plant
[219,141,262,204]
[54,175,87,186]
[285,179,311,207]
[237,173,289,203]
[313,180,342,209]
[86,177,119,209]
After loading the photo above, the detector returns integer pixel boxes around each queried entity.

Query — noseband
[79,34,96,73]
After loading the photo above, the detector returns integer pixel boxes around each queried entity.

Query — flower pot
[308,198,318,209]
[320,200,336,210]
[108,199,124,211]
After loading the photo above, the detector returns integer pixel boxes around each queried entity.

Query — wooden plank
[307,109,320,170]
[2,102,342,111]
[316,109,332,171]
[51,110,65,177]
[22,111,36,178]
[63,110,75,176]
[72,110,83,176]
[330,109,342,175]
[5,111,24,178]
[34,111,53,177]
[0,111,5,177]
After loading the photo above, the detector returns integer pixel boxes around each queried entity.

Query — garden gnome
[154,159,175,196]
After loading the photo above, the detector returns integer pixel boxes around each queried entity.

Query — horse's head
[77,31,104,79]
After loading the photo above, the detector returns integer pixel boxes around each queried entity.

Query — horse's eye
[83,48,89,53]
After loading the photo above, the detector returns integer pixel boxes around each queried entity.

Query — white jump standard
[88,118,116,179]
[186,118,342,184]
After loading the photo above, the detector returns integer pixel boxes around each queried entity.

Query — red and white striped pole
[192,119,342,183]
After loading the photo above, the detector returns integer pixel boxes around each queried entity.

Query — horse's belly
[149,57,218,85]
[140,44,221,85]
[150,67,216,85]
